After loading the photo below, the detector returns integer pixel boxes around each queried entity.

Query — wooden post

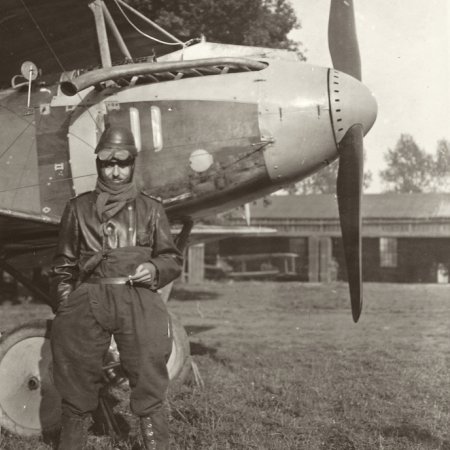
[308,236,332,282]
[308,236,320,282]
[319,237,332,282]
[188,243,205,284]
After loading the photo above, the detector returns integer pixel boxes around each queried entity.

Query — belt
[86,277,135,286]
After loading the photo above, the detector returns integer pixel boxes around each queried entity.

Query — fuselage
[0,57,376,222]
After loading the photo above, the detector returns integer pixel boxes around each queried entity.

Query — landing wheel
[0,313,191,437]
[0,320,60,437]
[167,314,191,384]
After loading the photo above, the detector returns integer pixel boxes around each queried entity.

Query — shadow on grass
[189,341,231,368]
[171,288,219,302]
[185,325,215,336]
[382,423,450,448]
[190,341,218,358]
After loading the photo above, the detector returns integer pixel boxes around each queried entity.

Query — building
[206,193,450,283]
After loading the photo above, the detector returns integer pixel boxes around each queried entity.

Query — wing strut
[89,0,112,68]
[88,0,134,68]
[87,0,187,70]
[102,2,132,61]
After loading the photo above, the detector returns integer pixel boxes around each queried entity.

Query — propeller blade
[336,124,364,322]
[328,0,361,81]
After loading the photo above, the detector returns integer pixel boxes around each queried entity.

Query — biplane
[0,0,377,438]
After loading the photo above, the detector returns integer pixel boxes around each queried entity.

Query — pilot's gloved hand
[130,262,158,288]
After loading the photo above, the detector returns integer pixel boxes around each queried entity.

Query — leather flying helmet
[95,126,138,161]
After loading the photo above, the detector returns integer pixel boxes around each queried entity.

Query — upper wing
[0,0,169,89]
[1,0,302,89]
[1,0,98,88]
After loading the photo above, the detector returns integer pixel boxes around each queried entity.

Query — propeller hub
[328,69,377,148]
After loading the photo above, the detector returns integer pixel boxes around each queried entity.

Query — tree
[129,0,303,55]
[290,155,372,195]
[294,161,339,194]
[431,139,450,191]
[380,134,450,193]
[380,134,434,193]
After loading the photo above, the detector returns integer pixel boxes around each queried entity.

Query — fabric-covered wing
[0,0,168,88]
[0,0,301,89]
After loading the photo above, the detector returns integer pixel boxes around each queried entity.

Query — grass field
[1,281,450,449]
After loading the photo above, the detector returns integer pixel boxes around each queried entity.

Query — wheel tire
[0,319,60,437]
[0,313,191,437]
[167,312,191,385]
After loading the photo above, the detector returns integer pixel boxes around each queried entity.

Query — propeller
[328,0,364,322]
[329,0,361,82]
[336,124,363,322]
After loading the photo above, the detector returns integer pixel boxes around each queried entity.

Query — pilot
[50,126,182,450]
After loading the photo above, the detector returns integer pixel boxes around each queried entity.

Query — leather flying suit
[50,190,182,425]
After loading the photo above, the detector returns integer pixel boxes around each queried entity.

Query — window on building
[380,237,397,268]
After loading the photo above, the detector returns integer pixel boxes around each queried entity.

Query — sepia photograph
[0,0,448,448]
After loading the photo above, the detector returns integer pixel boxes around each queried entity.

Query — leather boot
[140,409,169,450]
[58,413,91,450]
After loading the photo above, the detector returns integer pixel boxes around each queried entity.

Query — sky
[289,0,449,192]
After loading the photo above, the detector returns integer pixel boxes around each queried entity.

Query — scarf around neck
[95,178,138,222]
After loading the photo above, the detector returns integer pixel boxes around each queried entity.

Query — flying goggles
[96,148,135,166]
[97,158,134,169]
[97,147,135,161]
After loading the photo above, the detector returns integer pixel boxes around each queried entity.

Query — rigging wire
[2,3,268,198]
[0,136,268,195]
[11,114,43,206]
[18,0,67,77]
[0,103,35,126]
[0,121,34,161]
[0,173,97,195]
[112,0,187,47]
[18,0,101,131]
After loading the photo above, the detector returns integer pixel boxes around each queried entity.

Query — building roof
[246,193,450,220]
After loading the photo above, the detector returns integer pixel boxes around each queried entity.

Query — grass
[1,281,450,449]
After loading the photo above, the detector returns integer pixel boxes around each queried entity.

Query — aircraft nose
[328,69,377,145]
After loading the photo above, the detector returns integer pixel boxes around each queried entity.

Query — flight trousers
[51,281,172,419]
